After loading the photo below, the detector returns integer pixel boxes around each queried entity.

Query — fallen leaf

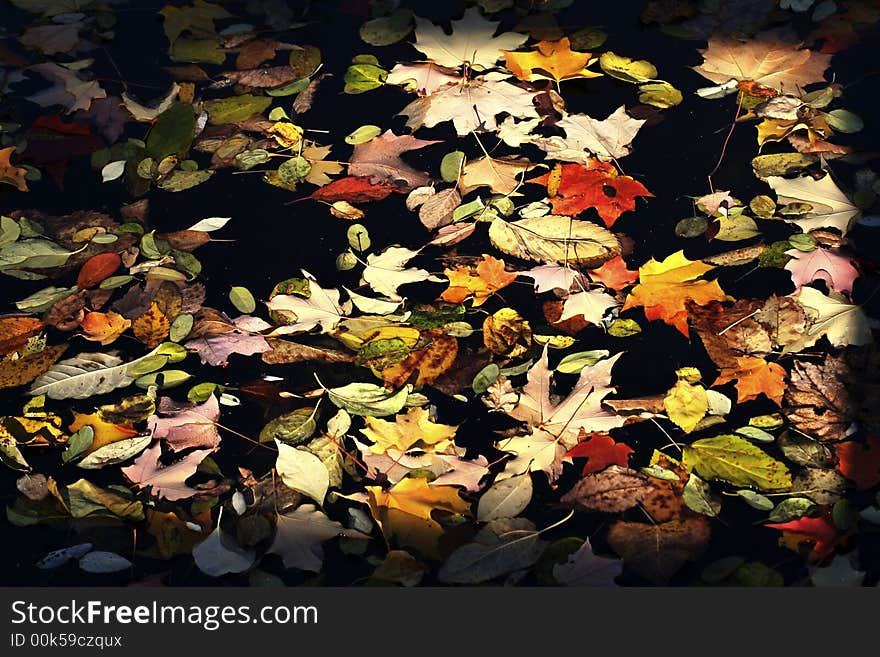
[714,356,786,405]
[531,106,646,162]
[269,504,370,571]
[0,147,29,192]
[121,442,211,501]
[502,37,601,83]
[682,434,792,491]
[440,254,517,307]
[561,465,650,512]
[607,517,710,584]
[784,247,859,294]
[349,130,440,189]
[360,407,457,454]
[564,433,634,475]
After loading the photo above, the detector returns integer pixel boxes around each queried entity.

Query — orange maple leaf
[502,37,602,83]
[532,161,653,227]
[440,254,517,307]
[622,251,730,336]
[766,512,849,560]
[564,432,633,475]
[0,146,29,192]
[588,255,639,290]
[713,355,787,405]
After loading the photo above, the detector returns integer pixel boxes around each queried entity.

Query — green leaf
[825,109,863,133]
[146,102,196,159]
[556,350,611,374]
[169,313,194,342]
[62,426,94,464]
[346,224,371,252]
[359,8,413,46]
[134,370,192,390]
[235,149,271,170]
[204,95,272,125]
[751,153,817,178]
[343,63,388,94]
[682,474,720,517]
[188,382,219,403]
[440,151,466,183]
[472,363,500,394]
[277,156,311,185]
[788,233,817,252]
[169,37,226,64]
[682,434,792,492]
[736,489,774,510]
[734,426,775,443]
[15,286,77,313]
[607,318,641,337]
[156,169,213,192]
[327,382,409,417]
[345,125,382,145]
[767,497,815,522]
[598,52,657,83]
[259,408,317,445]
[229,286,256,314]
[638,81,682,108]
[265,78,310,97]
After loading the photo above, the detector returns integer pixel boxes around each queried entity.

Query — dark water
[0,0,878,585]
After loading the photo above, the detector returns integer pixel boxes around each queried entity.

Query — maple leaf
[834,436,880,490]
[693,34,831,91]
[502,37,602,83]
[791,286,871,350]
[533,161,653,227]
[531,106,646,162]
[565,433,633,475]
[458,156,536,196]
[765,512,845,560]
[366,476,471,559]
[0,147,29,192]
[26,63,106,113]
[269,504,370,572]
[622,251,731,336]
[361,246,442,301]
[500,346,624,480]
[398,73,539,136]
[766,173,860,234]
[148,394,221,452]
[386,62,463,96]
[360,407,458,454]
[439,254,517,306]
[355,440,489,491]
[121,442,211,501]
[552,538,622,586]
[186,315,272,365]
[266,271,351,335]
[784,247,859,294]
[713,355,787,405]
[410,7,527,71]
[521,264,581,293]
[558,289,619,324]
[348,130,440,190]
[583,256,635,292]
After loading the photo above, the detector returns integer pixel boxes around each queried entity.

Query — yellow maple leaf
[502,37,602,83]
[366,477,471,559]
[714,356,787,405]
[440,254,517,306]
[622,250,730,336]
[69,412,138,455]
[360,407,458,454]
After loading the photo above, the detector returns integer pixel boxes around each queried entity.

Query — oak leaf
[622,250,731,336]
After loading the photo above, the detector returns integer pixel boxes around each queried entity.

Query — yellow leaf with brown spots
[0,344,68,390]
[483,308,532,357]
[132,302,170,347]
[379,329,457,388]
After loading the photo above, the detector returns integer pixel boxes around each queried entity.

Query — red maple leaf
[765,512,847,560]
[309,176,400,203]
[564,433,633,475]
[835,436,880,490]
[588,255,639,290]
[533,162,652,227]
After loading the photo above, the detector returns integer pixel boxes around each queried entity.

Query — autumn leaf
[0,146,29,192]
[0,344,68,390]
[458,156,536,196]
[76,253,122,289]
[664,379,708,433]
[309,176,399,203]
[765,512,846,560]
[439,254,517,307]
[379,329,458,387]
[622,250,731,336]
[693,34,831,90]
[564,433,633,475]
[132,302,171,348]
[682,434,792,492]
[784,355,853,442]
[532,161,653,227]
[360,407,458,454]
[714,356,787,405]
[349,130,440,190]
[531,106,646,162]
[121,442,211,501]
[588,255,638,290]
[366,477,471,559]
[502,37,602,83]
[688,299,771,370]
[69,411,138,455]
[607,517,710,584]
[784,247,859,294]
[561,465,651,512]
[0,317,44,356]
[834,436,880,490]
[80,311,131,346]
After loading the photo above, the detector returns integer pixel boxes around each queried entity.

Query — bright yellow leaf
[664,379,708,433]
[360,407,458,454]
